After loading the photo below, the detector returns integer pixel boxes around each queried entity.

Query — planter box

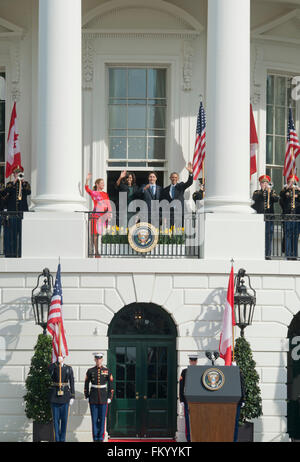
[33,421,54,442]
[237,422,254,442]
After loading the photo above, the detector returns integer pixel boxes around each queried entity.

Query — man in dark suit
[139,172,162,225]
[48,355,75,442]
[179,354,198,442]
[162,162,194,227]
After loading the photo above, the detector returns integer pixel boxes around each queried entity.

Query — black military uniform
[3,169,31,257]
[280,175,300,259]
[48,361,75,442]
[85,353,114,442]
[251,175,279,258]
[179,354,198,442]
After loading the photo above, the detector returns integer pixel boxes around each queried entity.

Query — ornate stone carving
[182,40,194,91]
[82,38,95,90]
[10,39,21,102]
[251,45,264,106]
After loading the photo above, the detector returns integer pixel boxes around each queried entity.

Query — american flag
[283,108,300,179]
[46,264,68,363]
[250,104,258,178]
[192,101,206,180]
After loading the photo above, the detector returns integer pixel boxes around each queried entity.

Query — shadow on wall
[0,298,86,442]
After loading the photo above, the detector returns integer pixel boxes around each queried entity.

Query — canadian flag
[250,104,258,178]
[6,102,22,178]
[219,265,236,366]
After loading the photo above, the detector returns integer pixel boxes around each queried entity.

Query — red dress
[85,185,112,235]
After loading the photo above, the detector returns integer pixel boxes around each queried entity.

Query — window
[266,73,297,202]
[0,72,5,183]
[108,67,167,168]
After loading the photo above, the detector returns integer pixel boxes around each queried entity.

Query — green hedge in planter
[24,334,53,424]
[235,336,263,424]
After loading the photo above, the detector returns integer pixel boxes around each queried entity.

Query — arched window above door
[108,302,177,337]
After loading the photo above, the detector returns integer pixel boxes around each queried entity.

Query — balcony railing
[265,214,300,260]
[87,211,201,258]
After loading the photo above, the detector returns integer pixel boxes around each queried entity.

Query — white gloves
[69,399,74,406]
[107,399,111,404]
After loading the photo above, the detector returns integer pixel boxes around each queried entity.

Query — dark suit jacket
[162,174,193,214]
[139,184,162,211]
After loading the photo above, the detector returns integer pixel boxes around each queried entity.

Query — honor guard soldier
[84,352,114,442]
[280,174,300,259]
[179,354,198,442]
[48,355,75,442]
[3,165,31,257]
[252,174,279,259]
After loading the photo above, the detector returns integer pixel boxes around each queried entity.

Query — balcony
[265,214,300,261]
[86,212,201,258]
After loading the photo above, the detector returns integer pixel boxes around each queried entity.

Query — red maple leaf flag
[219,265,236,366]
[250,104,258,178]
[6,102,22,178]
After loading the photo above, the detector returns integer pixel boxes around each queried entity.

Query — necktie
[151,185,155,196]
[171,185,175,199]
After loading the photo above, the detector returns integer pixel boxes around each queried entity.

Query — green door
[108,338,176,438]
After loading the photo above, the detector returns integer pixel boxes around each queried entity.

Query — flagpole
[231,258,235,363]
[58,321,63,395]
[202,160,205,198]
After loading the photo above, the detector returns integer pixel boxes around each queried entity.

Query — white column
[205,0,253,214]
[34,0,86,211]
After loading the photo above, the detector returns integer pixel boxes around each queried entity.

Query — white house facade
[0,0,299,442]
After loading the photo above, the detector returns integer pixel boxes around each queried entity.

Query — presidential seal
[202,368,225,391]
[128,222,159,253]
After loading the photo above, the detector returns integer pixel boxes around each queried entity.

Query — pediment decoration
[252,9,300,45]
[82,0,204,39]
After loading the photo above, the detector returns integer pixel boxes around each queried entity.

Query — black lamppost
[234,268,256,337]
[31,268,53,334]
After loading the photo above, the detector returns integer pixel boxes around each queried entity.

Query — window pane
[128,69,146,98]
[148,138,165,159]
[275,107,286,136]
[116,364,125,380]
[158,382,167,399]
[0,103,5,132]
[109,68,127,98]
[266,106,273,134]
[147,69,166,98]
[148,106,166,129]
[116,382,125,399]
[275,77,286,106]
[275,136,286,165]
[0,167,4,184]
[0,75,5,101]
[128,137,146,159]
[109,105,126,129]
[0,134,4,163]
[266,136,273,164]
[267,75,274,104]
[126,382,135,399]
[116,347,125,363]
[109,138,126,159]
[128,106,146,130]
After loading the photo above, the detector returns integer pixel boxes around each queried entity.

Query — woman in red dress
[85,173,112,257]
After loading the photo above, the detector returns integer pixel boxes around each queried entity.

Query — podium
[184,366,242,442]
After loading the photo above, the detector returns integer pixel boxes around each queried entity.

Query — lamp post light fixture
[234,268,256,337]
[31,268,53,334]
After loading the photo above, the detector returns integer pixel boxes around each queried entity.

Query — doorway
[107,303,177,438]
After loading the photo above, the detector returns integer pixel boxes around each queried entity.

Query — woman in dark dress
[115,170,139,225]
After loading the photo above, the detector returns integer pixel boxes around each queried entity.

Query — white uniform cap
[188,354,198,360]
[93,352,104,359]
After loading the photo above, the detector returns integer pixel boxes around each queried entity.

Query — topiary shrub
[235,336,263,423]
[24,334,52,424]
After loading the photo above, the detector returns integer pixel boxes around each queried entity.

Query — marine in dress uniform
[251,174,279,259]
[179,354,198,442]
[48,356,75,442]
[192,178,205,206]
[84,353,114,442]
[3,165,31,257]
[279,174,300,259]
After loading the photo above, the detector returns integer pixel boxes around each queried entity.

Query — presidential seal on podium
[202,368,225,391]
[128,222,159,253]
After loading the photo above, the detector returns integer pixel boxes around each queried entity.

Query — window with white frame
[266,73,298,201]
[107,66,167,169]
